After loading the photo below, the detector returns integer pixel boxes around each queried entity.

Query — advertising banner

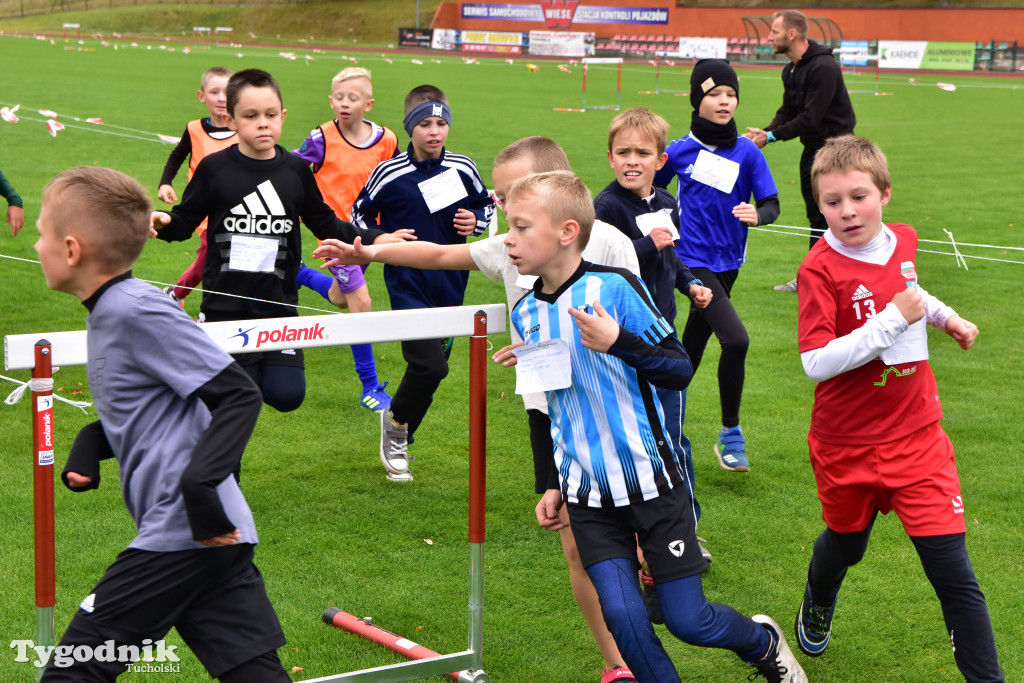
[878,41,927,69]
[460,29,524,53]
[528,30,595,57]
[398,27,434,49]
[461,3,669,28]
[672,37,727,59]
[920,42,975,70]
[432,28,458,50]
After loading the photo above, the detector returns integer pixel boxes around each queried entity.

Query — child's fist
[945,316,979,350]
[453,208,477,236]
[891,287,924,325]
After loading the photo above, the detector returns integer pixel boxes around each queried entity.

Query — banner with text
[460,29,524,53]
[398,27,435,49]
[878,41,974,70]
[461,3,669,28]
[528,30,595,57]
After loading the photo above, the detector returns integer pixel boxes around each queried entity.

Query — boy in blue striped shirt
[494,171,805,683]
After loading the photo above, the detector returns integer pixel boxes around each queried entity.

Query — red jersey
[797,223,943,445]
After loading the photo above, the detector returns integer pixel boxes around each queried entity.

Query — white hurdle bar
[5,304,507,371]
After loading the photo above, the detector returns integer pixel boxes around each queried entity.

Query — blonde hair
[199,66,233,92]
[607,107,669,155]
[507,171,594,251]
[772,10,808,39]
[43,167,151,272]
[494,137,571,174]
[331,67,373,95]
[811,135,891,204]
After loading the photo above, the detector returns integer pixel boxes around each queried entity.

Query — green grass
[1,26,1023,683]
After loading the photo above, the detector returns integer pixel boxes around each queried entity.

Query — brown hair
[811,135,891,204]
[43,167,151,272]
[404,84,448,115]
[226,68,282,116]
[607,107,669,155]
[772,10,808,39]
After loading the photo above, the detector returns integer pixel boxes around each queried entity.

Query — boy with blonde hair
[795,135,1002,680]
[495,170,805,683]
[36,167,289,682]
[317,136,640,681]
[350,83,494,481]
[595,108,712,578]
[157,66,237,304]
[293,66,400,411]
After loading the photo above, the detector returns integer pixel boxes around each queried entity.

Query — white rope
[943,229,969,270]
[2,370,92,412]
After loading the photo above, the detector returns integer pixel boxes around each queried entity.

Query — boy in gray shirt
[35,166,289,682]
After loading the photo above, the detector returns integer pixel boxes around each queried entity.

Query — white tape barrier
[5,304,506,371]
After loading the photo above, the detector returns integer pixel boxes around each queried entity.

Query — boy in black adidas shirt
[151,69,399,413]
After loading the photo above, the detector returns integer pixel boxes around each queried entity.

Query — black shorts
[567,485,708,583]
[233,347,304,369]
[42,544,285,681]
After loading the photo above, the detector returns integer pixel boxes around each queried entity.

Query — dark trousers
[799,138,830,248]
[808,516,1004,682]
[681,268,748,428]
[390,337,449,441]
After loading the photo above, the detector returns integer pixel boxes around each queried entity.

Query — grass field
[1,26,1023,683]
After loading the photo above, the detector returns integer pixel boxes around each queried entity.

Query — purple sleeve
[292,129,326,166]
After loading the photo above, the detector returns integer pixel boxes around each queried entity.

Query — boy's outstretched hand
[491,341,523,367]
[453,208,477,236]
[568,300,620,353]
[945,315,979,350]
[535,489,567,531]
[314,237,370,266]
[149,211,171,238]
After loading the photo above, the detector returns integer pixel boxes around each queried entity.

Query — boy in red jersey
[293,67,399,411]
[795,135,1003,681]
[157,66,236,304]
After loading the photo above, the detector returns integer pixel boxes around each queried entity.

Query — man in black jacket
[745,9,856,292]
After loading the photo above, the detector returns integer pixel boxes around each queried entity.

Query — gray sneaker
[749,615,808,683]
[773,279,798,292]
[380,410,410,477]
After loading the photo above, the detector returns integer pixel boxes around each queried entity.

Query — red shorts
[808,422,966,536]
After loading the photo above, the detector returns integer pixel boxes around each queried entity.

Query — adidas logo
[851,284,873,301]
[80,593,96,613]
[223,180,294,235]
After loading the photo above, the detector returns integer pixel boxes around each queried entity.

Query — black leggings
[681,268,748,428]
[808,516,1003,682]
[799,138,829,247]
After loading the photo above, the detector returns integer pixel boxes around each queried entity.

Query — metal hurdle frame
[639,53,693,96]
[6,304,505,683]
[553,57,623,112]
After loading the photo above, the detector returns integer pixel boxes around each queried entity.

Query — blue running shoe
[361,381,392,412]
[714,425,749,472]
[794,583,836,657]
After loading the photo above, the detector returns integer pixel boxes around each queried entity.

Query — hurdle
[837,49,893,96]
[192,26,211,43]
[6,304,505,683]
[638,55,692,96]
[61,23,80,42]
[553,57,622,112]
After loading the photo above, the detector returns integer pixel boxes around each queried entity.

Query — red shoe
[601,666,636,683]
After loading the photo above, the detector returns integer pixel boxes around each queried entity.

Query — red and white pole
[32,340,56,680]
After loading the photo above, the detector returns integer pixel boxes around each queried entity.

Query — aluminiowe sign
[461,2,669,28]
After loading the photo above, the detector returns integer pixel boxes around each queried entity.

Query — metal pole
[32,341,55,683]
[466,312,488,677]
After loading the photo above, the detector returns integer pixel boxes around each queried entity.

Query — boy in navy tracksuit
[350,84,494,481]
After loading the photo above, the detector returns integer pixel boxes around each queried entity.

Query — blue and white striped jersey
[511,261,693,508]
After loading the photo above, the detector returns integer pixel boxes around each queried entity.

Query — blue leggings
[586,558,770,682]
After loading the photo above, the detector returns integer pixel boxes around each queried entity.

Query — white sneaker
[773,279,798,292]
[750,615,808,683]
[380,410,410,475]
